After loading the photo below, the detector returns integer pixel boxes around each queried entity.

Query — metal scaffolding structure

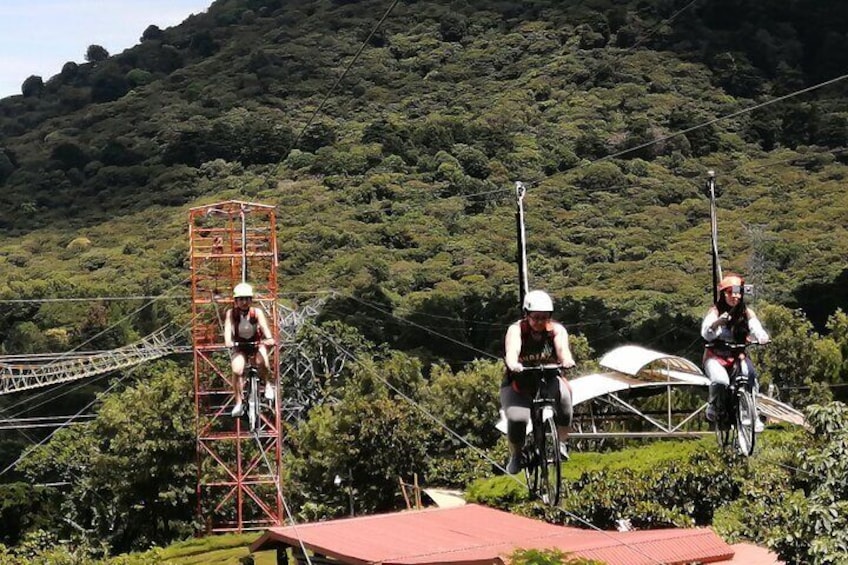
[0,327,185,394]
[188,200,282,532]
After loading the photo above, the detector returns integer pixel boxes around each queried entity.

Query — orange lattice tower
[188,200,282,532]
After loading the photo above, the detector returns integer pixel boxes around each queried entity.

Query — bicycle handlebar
[517,363,569,371]
[705,340,768,351]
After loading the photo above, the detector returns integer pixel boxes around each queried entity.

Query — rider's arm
[256,309,275,346]
[504,323,523,373]
[552,323,576,370]
[223,309,234,348]
[701,307,726,341]
[747,308,770,344]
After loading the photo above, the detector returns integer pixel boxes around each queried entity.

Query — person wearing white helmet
[701,274,769,430]
[501,290,576,474]
[224,282,276,417]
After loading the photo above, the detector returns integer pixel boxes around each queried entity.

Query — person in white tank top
[224,282,276,417]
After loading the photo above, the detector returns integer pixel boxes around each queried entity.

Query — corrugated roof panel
[251,505,739,565]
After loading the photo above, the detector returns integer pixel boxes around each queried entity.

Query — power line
[290,0,401,151]
[596,72,848,163]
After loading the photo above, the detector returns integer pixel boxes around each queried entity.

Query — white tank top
[236,311,258,340]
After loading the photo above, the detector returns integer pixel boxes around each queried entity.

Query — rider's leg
[231,351,247,417]
[555,378,573,459]
[257,345,274,401]
[500,386,530,474]
[704,358,730,421]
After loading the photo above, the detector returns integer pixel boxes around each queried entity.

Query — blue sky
[0,1,213,98]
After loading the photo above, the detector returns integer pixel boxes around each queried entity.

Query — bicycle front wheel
[247,372,260,431]
[539,417,562,506]
[735,390,756,456]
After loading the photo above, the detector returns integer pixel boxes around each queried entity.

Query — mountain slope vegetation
[1,0,847,359]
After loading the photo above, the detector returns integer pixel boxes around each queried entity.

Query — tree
[0,483,57,546]
[761,403,848,564]
[85,44,109,62]
[757,304,841,407]
[21,75,44,97]
[285,352,433,518]
[439,13,467,42]
[141,25,164,41]
[90,66,129,102]
[19,361,196,552]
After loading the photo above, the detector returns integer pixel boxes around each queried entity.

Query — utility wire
[595,73,848,164]
[290,0,401,151]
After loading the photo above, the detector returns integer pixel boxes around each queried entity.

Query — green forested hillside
[0,0,846,361]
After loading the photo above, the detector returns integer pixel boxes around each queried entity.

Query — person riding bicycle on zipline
[701,274,770,427]
[224,282,276,417]
[502,290,576,474]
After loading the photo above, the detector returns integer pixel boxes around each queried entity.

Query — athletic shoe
[705,404,717,422]
[755,418,765,433]
[264,382,275,401]
[559,441,570,460]
[231,402,244,417]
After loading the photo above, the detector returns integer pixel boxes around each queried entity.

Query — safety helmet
[523,290,554,313]
[718,274,744,293]
[233,282,254,299]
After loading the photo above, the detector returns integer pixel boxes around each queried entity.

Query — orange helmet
[718,274,744,292]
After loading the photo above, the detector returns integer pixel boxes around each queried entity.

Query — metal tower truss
[188,200,282,532]
[0,327,183,394]
[276,296,349,422]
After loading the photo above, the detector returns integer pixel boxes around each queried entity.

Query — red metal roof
[728,543,784,564]
[250,504,742,565]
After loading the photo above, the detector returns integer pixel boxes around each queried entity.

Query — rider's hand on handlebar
[507,362,524,373]
[262,337,275,347]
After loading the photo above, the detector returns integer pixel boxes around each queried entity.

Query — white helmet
[233,282,254,298]
[523,290,553,313]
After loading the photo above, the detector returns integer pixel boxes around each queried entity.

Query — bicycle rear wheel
[735,390,756,456]
[538,416,562,506]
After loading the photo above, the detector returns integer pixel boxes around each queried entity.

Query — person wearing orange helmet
[224,283,276,417]
[701,274,770,426]
[501,290,576,474]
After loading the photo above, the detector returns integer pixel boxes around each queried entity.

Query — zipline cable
[595,73,848,164]
[290,0,401,152]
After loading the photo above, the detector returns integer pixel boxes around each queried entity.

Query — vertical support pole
[515,182,530,308]
[706,170,722,304]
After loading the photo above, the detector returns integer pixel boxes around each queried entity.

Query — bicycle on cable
[708,341,763,457]
[518,364,567,506]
